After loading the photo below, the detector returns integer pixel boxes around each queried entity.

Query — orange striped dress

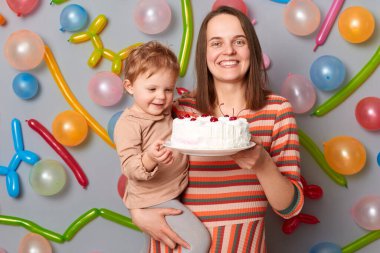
[150,94,304,253]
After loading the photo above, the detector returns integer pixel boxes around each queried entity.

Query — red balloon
[355,97,380,131]
[27,119,89,188]
[117,174,127,199]
[212,0,248,15]
[6,0,40,16]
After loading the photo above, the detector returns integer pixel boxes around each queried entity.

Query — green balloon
[29,159,67,196]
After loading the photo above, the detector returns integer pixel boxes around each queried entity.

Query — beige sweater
[114,108,188,209]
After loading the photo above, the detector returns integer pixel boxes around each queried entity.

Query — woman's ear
[124,79,133,95]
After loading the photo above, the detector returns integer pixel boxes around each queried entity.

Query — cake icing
[170,115,251,149]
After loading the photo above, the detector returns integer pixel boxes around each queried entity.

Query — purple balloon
[280,74,317,114]
[133,0,172,34]
[352,195,380,230]
[88,72,124,107]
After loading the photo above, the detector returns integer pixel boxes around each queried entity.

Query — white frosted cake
[170,115,251,149]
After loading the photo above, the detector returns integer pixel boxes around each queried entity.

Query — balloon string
[43,45,115,149]
[298,129,347,187]
[0,208,140,243]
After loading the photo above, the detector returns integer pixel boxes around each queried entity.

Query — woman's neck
[213,81,247,117]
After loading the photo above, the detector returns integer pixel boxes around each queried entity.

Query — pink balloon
[313,0,344,51]
[133,0,172,35]
[88,71,124,107]
[352,195,380,230]
[283,0,321,36]
[6,0,39,16]
[355,97,380,131]
[4,29,45,70]
[0,248,7,253]
[280,74,316,114]
[212,0,248,16]
[19,233,52,253]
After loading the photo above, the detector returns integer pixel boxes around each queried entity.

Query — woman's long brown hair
[195,6,271,114]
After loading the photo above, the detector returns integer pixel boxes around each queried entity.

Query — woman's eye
[210,41,221,47]
[234,39,246,46]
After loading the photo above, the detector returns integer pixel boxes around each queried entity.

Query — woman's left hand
[231,136,273,171]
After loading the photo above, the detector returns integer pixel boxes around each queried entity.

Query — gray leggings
[140,199,211,253]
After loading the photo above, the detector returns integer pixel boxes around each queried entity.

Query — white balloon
[133,0,172,35]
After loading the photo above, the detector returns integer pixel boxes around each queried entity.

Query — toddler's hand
[148,140,174,165]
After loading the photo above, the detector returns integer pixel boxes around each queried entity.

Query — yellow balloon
[338,6,375,44]
[324,136,366,175]
[52,110,88,147]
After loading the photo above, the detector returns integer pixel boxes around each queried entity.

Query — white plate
[164,142,256,156]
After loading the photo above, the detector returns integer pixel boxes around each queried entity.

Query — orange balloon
[324,136,366,175]
[338,6,375,44]
[52,110,88,147]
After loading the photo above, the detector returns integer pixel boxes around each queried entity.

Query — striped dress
[150,94,304,253]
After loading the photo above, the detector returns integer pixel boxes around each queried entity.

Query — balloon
[6,0,39,16]
[283,0,321,36]
[4,29,45,70]
[310,55,346,91]
[64,208,100,240]
[12,72,39,100]
[6,170,20,198]
[88,71,124,107]
[117,174,127,199]
[108,111,123,141]
[282,213,319,234]
[0,13,6,25]
[12,118,39,164]
[312,46,380,116]
[19,233,52,253]
[271,0,289,3]
[178,0,193,77]
[338,6,375,44]
[27,119,88,188]
[43,45,115,148]
[99,208,140,231]
[300,176,324,199]
[309,242,342,253]
[313,0,344,51]
[134,0,172,34]
[355,97,380,131]
[68,15,143,74]
[29,159,67,196]
[262,53,271,70]
[50,0,67,4]
[298,129,347,187]
[0,248,7,253]
[280,74,317,114]
[52,110,89,147]
[60,4,88,32]
[212,0,248,15]
[352,196,380,231]
[324,136,366,175]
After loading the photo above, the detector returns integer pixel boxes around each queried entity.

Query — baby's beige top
[114,108,188,209]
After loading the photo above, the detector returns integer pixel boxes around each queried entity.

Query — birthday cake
[170,115,251,149]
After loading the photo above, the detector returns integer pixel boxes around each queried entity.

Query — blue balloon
[310,55,346,92]
[60,4,88,32]
[12,72,39,100]
[309,242,342,253]
[107,111,123,142]
[6,171,20,198]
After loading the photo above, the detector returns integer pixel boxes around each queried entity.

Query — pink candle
[313,0,345,51]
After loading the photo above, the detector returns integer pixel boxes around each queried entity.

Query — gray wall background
[0,0,379,252]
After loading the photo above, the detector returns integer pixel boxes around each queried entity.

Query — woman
[130,6,304,253]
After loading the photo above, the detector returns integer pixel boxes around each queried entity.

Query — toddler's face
[127,69,176,116]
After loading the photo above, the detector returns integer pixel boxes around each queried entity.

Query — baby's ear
[124,79,133,95]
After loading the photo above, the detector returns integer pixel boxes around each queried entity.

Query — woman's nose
[224,43,236,54]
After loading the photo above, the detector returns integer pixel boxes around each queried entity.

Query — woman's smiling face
[206,13,250,85]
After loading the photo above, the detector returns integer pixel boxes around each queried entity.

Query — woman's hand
[231,136,273,171]
[129,208,190,250]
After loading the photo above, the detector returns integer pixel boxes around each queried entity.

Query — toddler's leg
[153,199,211,253]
